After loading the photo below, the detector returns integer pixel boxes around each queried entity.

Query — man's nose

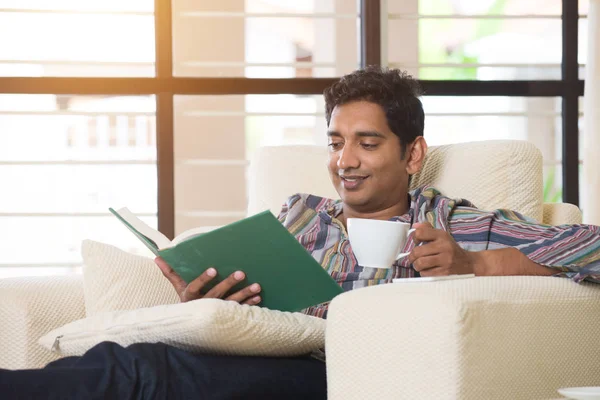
[337,146,360,170]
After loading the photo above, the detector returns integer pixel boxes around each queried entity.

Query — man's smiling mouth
[340,175,369,189]
[341,175,368,181]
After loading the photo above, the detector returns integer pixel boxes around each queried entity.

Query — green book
[109,207,343,312]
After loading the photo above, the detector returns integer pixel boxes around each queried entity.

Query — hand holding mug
[407,222,475,276]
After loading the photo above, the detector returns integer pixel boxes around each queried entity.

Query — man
[2,67,599,399]
[156,66,600,321]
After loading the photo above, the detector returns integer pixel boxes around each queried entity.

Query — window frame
[0,0,584,240]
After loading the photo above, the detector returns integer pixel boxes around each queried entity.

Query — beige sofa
[1,140,599,399]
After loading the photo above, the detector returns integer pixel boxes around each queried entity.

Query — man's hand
[155,257,262,304]
[407,222,475,276]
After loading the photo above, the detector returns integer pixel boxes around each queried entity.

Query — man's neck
[338,198,410,228]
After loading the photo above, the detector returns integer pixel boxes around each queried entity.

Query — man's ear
[406,137,427,175]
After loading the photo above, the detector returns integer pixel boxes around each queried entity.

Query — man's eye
[361,143,378,149]
[328,142,343,150]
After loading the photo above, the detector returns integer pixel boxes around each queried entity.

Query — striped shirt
[277,186,600,318]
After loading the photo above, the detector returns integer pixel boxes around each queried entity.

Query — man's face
[327,100,410,212]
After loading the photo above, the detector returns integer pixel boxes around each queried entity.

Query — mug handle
[395,228,416,260]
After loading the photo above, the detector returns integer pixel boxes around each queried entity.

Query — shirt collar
[319,196,414,225]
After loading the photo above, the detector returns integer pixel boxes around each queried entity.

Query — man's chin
[339,191,371,208]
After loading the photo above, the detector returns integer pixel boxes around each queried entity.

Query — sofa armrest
[542,202,582,225]
[326,277,600,400]
[0,275,85,370]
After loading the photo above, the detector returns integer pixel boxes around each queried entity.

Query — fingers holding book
[221,276,262,305]
[198,269,262,305]
[155,257,262,305]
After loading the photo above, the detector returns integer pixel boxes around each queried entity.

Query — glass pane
[542,98,587,207]
[579,17,588,79]
[387,9,563,80]
[174,94,326,160]
[580,0,591,16]
[417,66,563,80]
[0,94,158,273]
[422,96,563,203]
[173,94,327,233]
[244,0,358,14]
[420,18,559,69]
[0,94,156,161]
[387,0,590,16]
[414,0,563,15]
[425,115,561,144]
[0,2,155,77]
[393,0,588,16]
[172,0,360,77]
[0,0,153,12]
[407,64,585,82]
[422,96,561,114]
[0,217,157,265]
[546,132,584,207]
[0,165,156,214]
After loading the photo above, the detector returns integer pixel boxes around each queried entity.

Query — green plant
[543,168,563,203]
[417,0,507,80]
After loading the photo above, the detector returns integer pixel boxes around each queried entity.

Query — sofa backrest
[247,140,543,222]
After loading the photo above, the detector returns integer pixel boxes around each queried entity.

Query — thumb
[411,221,436,244]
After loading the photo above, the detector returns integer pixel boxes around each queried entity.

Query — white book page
[171,225,223,246]
[116,207,172,250]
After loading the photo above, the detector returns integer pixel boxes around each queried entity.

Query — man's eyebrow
[326,130,386,138]
[356,131,386,138]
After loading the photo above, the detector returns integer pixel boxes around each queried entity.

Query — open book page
[110,208,221,250]
[171,225,223,246]
[110,207,172,250]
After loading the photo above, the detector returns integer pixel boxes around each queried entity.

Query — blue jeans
[0,341,327,399]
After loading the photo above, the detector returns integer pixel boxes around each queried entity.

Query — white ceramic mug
[347,218,415,269]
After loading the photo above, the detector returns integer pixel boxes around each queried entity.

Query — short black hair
[323,66,424,155]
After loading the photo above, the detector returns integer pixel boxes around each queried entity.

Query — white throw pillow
[39,298,326,357]
[81,240,180,316]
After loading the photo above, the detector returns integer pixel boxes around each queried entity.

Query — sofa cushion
[326,276,600,400]
[81,240,179,316]
[0,275,85,369]
[410,140,543,222]
[39,298,326,358]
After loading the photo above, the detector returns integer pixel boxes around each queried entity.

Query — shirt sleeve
[450,207,600,284]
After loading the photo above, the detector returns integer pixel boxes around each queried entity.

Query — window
[173,94,328,232]
[384,0,585,204]
[0,1,155,77]
[387,0,588,80]
[0,0,585,277]
[0,1,157,278]
[172,0,360,78]
[170,0,361,235]
[0,94,157,277]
